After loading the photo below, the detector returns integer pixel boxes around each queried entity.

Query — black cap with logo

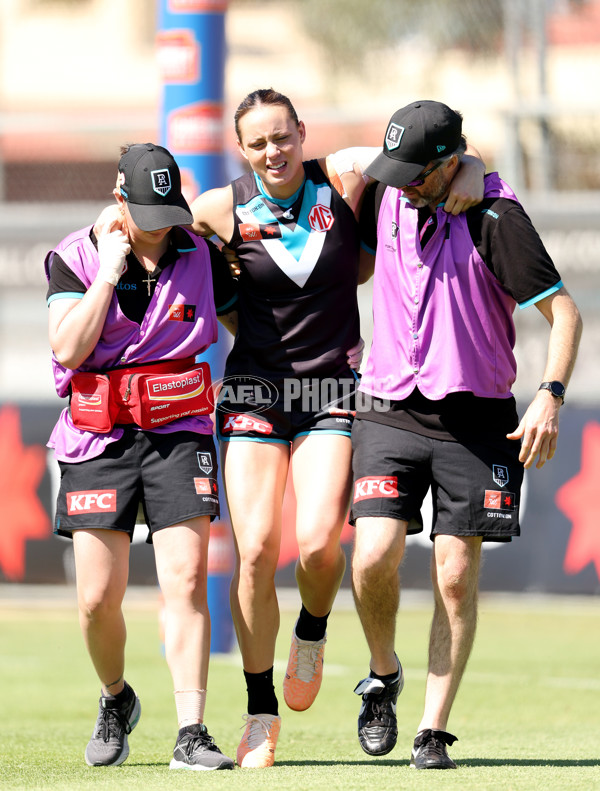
[117,143,193,231]
[366,101,463,188]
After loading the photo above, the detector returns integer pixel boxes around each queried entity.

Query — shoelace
[363,695,395,725]
[182,730,219,756]
[414,729,458,752]
[240,714,275,750]
[293,641,323,682]
[355,677,397,725]
[96,707,132,742]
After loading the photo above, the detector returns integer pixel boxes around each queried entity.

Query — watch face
[551,381,566,397]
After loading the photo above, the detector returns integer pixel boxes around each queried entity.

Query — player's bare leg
[223,440,288,674]
[223,441,288,768]
[73,528,141,766]
[282,433,351,710]
[154,518,234,771]
[411,534,482,770]
[292,433,350,615]
[351,517,407,755]
[351,516,407,674]
[73,528,130,694]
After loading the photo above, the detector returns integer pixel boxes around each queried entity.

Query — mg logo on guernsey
[67,489,117,515]
[354,476,399,502]
[221,414,273,435]
[308,204,334,232]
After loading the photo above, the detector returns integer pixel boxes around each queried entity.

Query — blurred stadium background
[0,0,599,599]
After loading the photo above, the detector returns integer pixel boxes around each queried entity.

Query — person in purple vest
[45,144,237,771]
[350,101,582,769]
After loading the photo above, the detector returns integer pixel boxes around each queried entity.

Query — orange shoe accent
[283,628,326,711]
[236,713,281,769]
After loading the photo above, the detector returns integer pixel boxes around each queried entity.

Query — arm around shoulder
[189,185,234,242]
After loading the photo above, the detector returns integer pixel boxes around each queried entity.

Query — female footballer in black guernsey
[186,88,486,768]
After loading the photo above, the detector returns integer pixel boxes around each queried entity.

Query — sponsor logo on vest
[308,204,334,232]
[168,303,196,322]
[221,414,273,435]
[354,476,399,502]
[67,489,117,514]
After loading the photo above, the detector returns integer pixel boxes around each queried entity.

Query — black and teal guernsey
[225,159,360,382]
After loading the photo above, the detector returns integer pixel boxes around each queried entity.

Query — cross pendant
[145,272,154,296]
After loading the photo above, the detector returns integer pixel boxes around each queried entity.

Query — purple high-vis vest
[360,173,521,401]
[45,226,218,462]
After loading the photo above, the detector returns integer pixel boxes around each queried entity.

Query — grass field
[1,586,599,790]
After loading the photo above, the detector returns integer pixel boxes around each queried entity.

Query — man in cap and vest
[349,102,582,769]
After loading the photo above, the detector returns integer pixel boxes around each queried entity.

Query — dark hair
[234,88,299,141]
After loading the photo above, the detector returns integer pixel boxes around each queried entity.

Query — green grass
[1,589,599,790]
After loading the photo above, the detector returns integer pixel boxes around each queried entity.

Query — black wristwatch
[538,380,566,404]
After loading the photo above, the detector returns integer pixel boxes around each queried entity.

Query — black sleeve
[358,181,380,253]
[467,198,562,305]
[205,238,238,315]
[46,252,87,302]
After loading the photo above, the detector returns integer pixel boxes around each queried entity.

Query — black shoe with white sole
[354,660,404,756]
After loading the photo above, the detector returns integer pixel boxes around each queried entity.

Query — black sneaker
[354,660,404,756]
[410,728,458,769]
[169,724,234,771]
[84,683,141,766]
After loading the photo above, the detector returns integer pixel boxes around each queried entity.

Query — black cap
[117,143,193,231]
[365,101,463,188]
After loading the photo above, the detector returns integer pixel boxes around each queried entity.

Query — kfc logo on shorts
[221,414,273,435]
[354,476,399,502]
[67,489,117,514]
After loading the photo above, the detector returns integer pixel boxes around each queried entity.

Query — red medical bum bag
[69,357,213,433]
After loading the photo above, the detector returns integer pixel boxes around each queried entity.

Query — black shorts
[215,373,358,444]
[350,419,523,542]
[54,429,219,543]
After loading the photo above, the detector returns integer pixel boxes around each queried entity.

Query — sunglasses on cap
[403,159,445,188]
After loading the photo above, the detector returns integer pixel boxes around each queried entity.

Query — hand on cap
[97,229,131,286]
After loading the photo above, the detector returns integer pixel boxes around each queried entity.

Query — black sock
[110,680,133,706]
[244,668,278,716]
[295,604,329,642]
[371,665,399,684]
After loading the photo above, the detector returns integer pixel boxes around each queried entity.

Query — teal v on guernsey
[235,175,332,288]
